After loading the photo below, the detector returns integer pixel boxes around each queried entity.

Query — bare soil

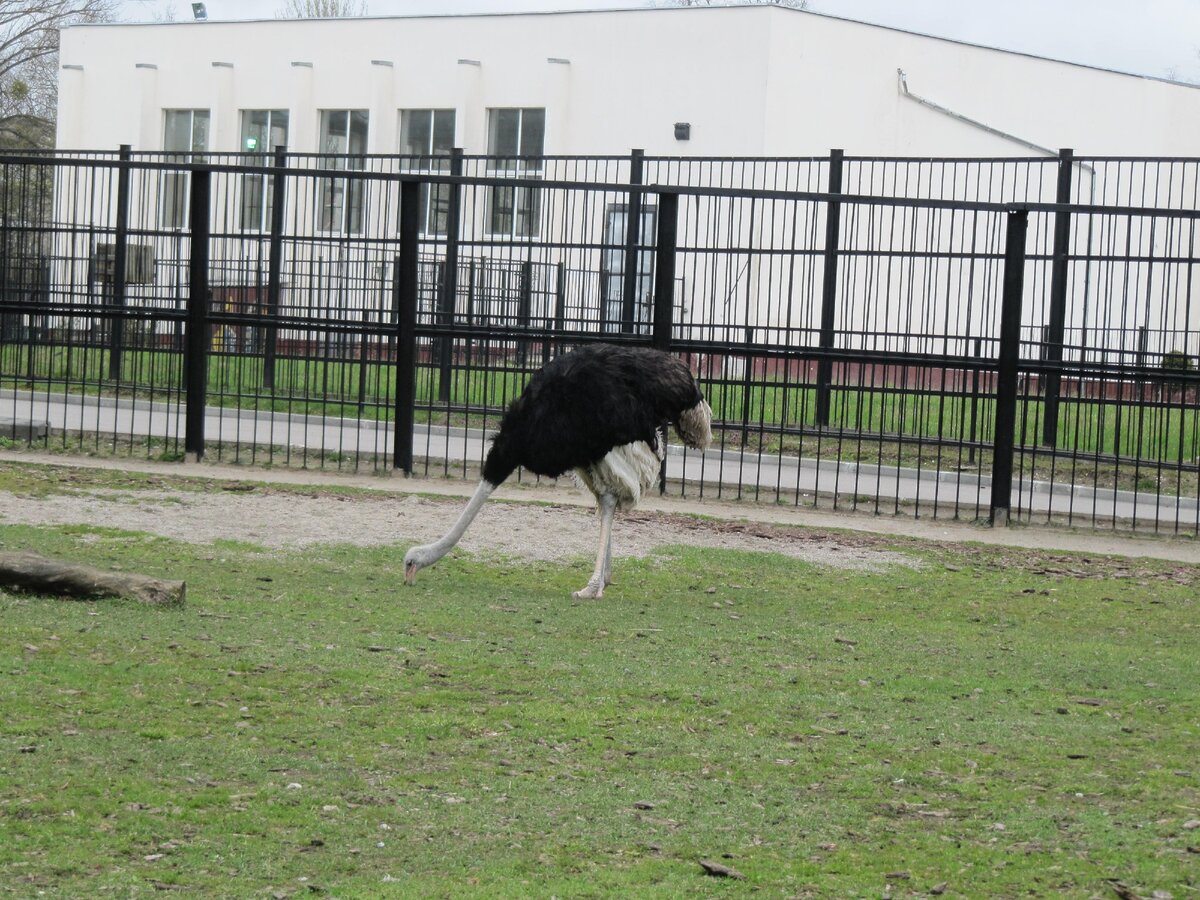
[0,483,917,572]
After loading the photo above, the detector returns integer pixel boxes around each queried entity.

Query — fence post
[815,148,844,427]
[652,188,680,495]
[622,148,645,334]
[990,208,1029,526]
[651,189,678,353]
[517,258,533,367]
[1040,148,1074,447]
[184,166,212,463]
[263,145,287,391]
[107,144,131,382]
[553,260,566,355]
[437,147,464,402]
[393,178,420,475]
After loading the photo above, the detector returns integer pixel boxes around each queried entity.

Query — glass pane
[321,110,348,156]
[400,109,432,157]
[429,184,450,236]
[240,173,265,231]
[240,109,267,155]
[519,108,545,161]
[346,176,364,234]
[161,172,187,228]
[320,178,343,231]
[488,109,520,157]
[164,110,192,154]
[515,185,541,238]
[191,111,210,153]
[269,111,289,152]
[348,111,369,160]
[489,185,514,234]
[432,110,456,158]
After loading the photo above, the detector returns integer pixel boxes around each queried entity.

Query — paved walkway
[3,387,1197,534]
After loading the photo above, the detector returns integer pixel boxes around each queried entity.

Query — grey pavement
[2,387,1197,529]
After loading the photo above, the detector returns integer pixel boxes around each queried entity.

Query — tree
[0,0,114,149]
[277,0,367,16]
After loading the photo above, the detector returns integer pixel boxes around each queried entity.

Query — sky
[115,0,1200,85]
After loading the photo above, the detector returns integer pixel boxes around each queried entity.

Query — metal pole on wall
[263,145,287,391]
[107,144,131,382]
[1041,148,1074,447]
[622,148,645,334]
[184,166,212,462]
[815,148,844,427]
[393,179,420,475]
[990,208,1029,526]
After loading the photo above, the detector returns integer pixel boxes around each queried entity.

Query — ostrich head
[403,543,439,585]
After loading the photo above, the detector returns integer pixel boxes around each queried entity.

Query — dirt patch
[0,486,917,572]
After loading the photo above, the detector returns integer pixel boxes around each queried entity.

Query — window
[317,109,369,234]
[486,108,545,238]
[399,108,455,236]
[601,203,658,333]
[239,109,289,232]
[161,109,209,228]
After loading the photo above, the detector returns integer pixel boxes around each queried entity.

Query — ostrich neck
[418,480,496,564]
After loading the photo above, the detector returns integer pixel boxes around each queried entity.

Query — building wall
[50,7,1200,355]
[58,6,1200,159]
[57,8,773,157]
[761,6,1200,159]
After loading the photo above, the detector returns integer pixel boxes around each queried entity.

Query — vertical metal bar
[393,179,420,474]
[652,188,680,496]
[184,166,212,462]
[621,148,644,333]
[1041,148,1074,447]
[651,189,678,354]
[437,147,463,402]
[990,208,1029,525]
[816,148,844,426]
[517,259,533,367]
[263,145,286,390]
[553,260,566,355]
[107,144,131,381]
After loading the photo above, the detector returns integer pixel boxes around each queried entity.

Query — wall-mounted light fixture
[674,122,691,141]
[191,3,208,20]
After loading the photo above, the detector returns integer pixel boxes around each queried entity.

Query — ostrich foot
[572,579,605,600]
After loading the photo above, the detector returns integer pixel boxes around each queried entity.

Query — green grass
[1,464,1197,896]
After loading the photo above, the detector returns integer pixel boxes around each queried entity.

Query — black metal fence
[1,150,1197,534]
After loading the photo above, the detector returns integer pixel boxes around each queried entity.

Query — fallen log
[0,551,185,606]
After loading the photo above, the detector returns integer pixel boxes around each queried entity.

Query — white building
[57,4,1200,162]
[48,5,1200,363]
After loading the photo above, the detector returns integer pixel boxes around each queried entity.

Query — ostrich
[404,343,712,598]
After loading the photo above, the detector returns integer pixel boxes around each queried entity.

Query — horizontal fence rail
[1,150,1197,535]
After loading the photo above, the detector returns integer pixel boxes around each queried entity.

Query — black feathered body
[482,344,706,487]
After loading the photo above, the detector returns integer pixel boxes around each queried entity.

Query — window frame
[399,108,456,237]
[160,108,210,230]
[316,108,370,236]
[238,108,290,233]
[485,107,545,239]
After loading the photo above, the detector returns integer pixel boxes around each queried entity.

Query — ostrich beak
[404,560,417,586]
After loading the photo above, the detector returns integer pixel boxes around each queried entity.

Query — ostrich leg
[573,493,617,599]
